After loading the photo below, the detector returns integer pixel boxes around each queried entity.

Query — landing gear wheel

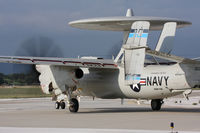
[151,99,163,111]
[69,98,79,113]
[55,101,60,109]
[60,102,66,109]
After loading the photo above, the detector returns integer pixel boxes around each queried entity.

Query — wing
[0,56,118,69]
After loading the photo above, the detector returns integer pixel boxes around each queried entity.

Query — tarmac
[0,96,200,133]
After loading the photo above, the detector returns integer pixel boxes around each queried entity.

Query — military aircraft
[0,9,198,112]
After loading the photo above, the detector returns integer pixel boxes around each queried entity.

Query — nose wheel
[151,99,163,111]
[69,98,79,113]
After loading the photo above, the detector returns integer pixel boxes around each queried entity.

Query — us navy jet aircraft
[0,9,198,112]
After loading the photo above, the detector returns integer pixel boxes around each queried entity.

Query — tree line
[0,72,39,85]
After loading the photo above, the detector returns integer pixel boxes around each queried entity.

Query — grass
[0,86,51,98]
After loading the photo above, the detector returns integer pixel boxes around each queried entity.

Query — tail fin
[123,8,134,44]
[124,21,150,85]
[155,22,177,54]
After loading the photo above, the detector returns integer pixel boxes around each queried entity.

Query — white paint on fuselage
[78,63,191,99]
[119,64,190,99]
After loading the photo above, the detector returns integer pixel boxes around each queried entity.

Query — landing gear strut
[151,99,163,111]
[53,85,79,112]
[65,86,79,113]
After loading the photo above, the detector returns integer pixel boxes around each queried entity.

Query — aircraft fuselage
[77,63,199,99]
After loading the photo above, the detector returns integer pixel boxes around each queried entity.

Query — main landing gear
[151,99,163,111]
[69,98,79,113]
[55,98,79,112]
[55,101,66,109]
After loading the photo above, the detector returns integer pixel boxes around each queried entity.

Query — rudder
[124,21,150,85]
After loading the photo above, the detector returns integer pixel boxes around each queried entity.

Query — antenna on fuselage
[126,8,134,17]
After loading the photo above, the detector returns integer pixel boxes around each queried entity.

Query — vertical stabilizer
[123,9,134,44]
[124,21,150,85]
[155,22,177,54]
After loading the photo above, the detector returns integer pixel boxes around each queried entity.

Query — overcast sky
[0,0,200,74]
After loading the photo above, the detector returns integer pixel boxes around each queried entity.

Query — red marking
[15,58,62,63]
[63,61,81,64]
[14,58,30,61]
[72,78,78,84]
[33,59,62,63]
[140,81,146,83]
[83,62,101,65]
[14,57,118,68]
[104,63,118,67]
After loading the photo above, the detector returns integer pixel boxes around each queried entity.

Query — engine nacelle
[75,68,84,79]
[36,65,84,94]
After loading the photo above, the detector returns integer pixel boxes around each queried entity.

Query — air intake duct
[75,68,84,79]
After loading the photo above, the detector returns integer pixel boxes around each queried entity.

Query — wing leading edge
[0,56,118,69]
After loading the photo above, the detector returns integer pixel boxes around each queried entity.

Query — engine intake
[75,68,84,79]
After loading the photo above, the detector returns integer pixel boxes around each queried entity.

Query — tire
[55,101,60,109]
[60,102,66,109]
[151,99,162,111]
[69,98,79,113]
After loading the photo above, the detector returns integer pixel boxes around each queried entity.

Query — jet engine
[74,68,84,79]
